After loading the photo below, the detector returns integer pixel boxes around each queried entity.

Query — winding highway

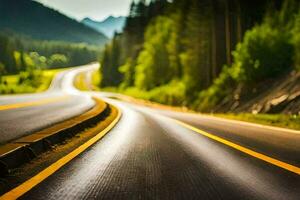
[0,64,299,199]
[0,65,97,144]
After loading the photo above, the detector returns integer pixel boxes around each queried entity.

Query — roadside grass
[213,113,300,131]
[0,69,63,94]
[91,70,101,90]
[74,70,102,91]
[90,76,300,132]
[74,72,89,91]
[99,88,300,131]
[100,81,187,106]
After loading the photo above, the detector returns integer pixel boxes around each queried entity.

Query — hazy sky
[35,0,133,21]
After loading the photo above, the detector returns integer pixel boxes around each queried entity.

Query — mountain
[0,0,108,45]
[82,16,126,38]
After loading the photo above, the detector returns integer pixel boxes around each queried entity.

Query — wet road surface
[0,65,97,144]
[21,100,300,200]
[1,66,299,199]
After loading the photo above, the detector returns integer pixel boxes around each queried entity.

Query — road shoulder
[0,100,120,196]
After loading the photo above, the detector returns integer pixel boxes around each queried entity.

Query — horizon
[35,0,132,21]
[83,15,126,22]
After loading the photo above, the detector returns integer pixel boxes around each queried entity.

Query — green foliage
[231,24,293,83]
[180,0,212,93]
[124,80,187,106]
[0,31,99,94]
[25,39,99,67]
[277,0,299,30]
[0,0,108,45]
[0,32,99,75]
[195,66,235,112]
[100,0,169,88]
[293,12,300,71]
[99,0,300,113]
[196,0,300,111]
[28,52,47,70]
[119,59,135,88]
[0,69,62,94]
[230,0,299,83]
[100,35,123,87]
[0,62,5,77]
[48,54,69,68]
[0,33,17,74]
[215,113,300,130]
[135,16,178,90]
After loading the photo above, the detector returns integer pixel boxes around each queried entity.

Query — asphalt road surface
[1,65,300,199]
[0,65,97,144]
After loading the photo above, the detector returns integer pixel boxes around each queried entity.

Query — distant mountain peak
[107,16,116,20]
[82,17,93,22]
[82,16,126,38]
[106,16,123,20]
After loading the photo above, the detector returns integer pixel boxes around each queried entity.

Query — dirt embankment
[217,71,300,114]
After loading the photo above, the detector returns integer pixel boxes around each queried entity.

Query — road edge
[0,101,121,200]
[174,119,300,176]
[0,97,109,176]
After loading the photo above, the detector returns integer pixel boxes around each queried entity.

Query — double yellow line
[0,96,70,111]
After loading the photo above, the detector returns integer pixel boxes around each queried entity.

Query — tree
[100,35,123,87]
[135,16,176,90]
[180,0,213,93]
[48,54,68,68]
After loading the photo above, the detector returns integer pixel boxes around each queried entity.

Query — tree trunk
[224,0,232,65]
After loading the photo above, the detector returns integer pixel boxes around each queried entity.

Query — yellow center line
[0,105,122,200]
[174,119,300,176]
[0,96,70,111]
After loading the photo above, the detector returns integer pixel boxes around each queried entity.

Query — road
[1,64,300,199]
[0,65,97,144]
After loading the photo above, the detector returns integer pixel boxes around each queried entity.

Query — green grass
[100,81,187,106]
[0,69,63,94]
[92,79,300,131]
[214,113,300,131]
[74,72,89,91]
[101,87,300,131]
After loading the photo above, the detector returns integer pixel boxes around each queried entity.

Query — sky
[35,0,133,21]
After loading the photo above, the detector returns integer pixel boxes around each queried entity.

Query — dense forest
[0,32,99,75]
[100,0,300,113]
[0,0,108,45]
[0,0,106,94]
[0,31,100,94]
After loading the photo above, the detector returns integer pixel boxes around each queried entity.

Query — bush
[123,80,187,106]
[0,62,5,76]
[194,66,235,112]
[293,13,300,71]
[232,24,294,83]
[48,54,69,68]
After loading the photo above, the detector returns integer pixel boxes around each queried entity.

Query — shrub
[232,24,294,83]
[194,66,235,112]
[293,13,300,71]
[48,54,69,68]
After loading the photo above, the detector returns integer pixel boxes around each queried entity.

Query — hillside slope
[0,0,108,45]
[224,72,300,115]
[82,16,126,38]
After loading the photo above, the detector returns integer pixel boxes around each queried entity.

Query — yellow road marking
[0,105,122,200]
[0,96,70,111]
[174,119,300,176]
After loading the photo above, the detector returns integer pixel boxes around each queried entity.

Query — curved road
[0,65,97,144]
[1,64,300,199]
